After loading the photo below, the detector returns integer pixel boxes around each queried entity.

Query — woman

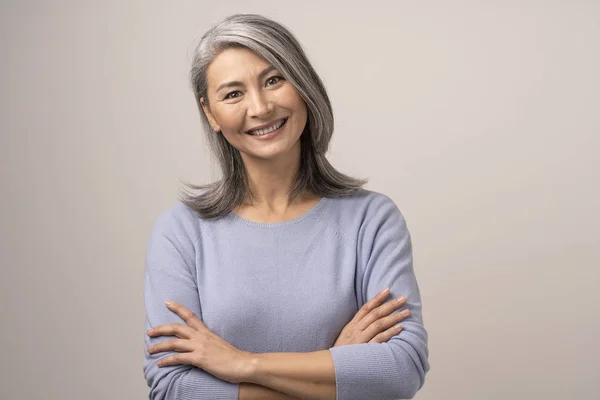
[143,14,429,400]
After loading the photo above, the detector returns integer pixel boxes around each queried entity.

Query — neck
[240,145,305,209]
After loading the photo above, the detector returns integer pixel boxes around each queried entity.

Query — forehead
[206,47,273,89]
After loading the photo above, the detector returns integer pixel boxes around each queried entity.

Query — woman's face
[201,47,308,163]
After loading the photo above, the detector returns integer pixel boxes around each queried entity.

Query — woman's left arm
[248,196,430,400]
[327,195,431,400]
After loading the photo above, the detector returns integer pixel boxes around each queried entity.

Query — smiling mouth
[246,118,288,136]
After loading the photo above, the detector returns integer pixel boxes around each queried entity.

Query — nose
[246,90,273,119]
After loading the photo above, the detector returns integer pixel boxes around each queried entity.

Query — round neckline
[226,196,329,228]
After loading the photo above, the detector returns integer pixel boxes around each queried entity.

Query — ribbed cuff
[174,368,239,400]
[329,343,398,400]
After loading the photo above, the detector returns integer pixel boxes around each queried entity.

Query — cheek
[277,86,306,111]
[292,98,308,126]
[214,106,245,130]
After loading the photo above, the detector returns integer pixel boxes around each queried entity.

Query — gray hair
[181,14,366,219]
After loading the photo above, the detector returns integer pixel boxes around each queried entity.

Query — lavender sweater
[143,189,430,399]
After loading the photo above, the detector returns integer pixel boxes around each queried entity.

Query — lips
[245,118,287,134]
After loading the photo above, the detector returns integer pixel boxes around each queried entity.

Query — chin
[246,141,301,162]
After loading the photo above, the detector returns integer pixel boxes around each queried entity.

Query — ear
[200,97,221,133]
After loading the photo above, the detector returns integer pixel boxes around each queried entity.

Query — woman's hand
[146,301,253,384]
[333,288,410,347]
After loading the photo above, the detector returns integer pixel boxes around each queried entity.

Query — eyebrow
[215,65,278,93]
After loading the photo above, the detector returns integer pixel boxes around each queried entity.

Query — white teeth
[248,119,286,136]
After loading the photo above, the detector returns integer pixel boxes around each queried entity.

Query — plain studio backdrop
[1,1,598,399]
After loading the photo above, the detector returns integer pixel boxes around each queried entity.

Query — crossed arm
[146,288,408,400]
[143,200,429,400]
[147,302,336,399]
[240,383,302,400]
[240,351,336,400]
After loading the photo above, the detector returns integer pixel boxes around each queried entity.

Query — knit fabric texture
[143,189,430,399]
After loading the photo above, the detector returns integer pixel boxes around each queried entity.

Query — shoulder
[327,188,406,223]
[319,189,409,247]
[149,202,202,240]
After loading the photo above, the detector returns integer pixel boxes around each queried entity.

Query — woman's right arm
[144,206,306,400]
[144,206,241,399]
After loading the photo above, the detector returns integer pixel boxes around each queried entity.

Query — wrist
[242,351,261,383]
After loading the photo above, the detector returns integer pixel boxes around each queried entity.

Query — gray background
[1,1,598,399]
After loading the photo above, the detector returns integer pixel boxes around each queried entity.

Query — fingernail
[165,300,175,307]
[381,288,390,296]
[396,296,406,304]
[394,324,403,331]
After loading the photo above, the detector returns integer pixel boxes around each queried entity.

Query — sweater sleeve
[142,205,239,400]
[329,195,430,400]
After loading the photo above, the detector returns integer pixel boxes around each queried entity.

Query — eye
[224,91,242,100]
[266,76,284,86]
